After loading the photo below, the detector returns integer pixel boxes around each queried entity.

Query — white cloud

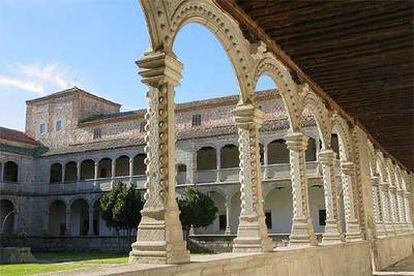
[0,62,79,96]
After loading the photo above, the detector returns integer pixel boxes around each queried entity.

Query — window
[219,215,226,231]
[319,209,327,226]
[265,211,272,229]
[39,123,46,134]
[56,120,62,131]
[192,114,202,126]
[139,121,146,133]
[93,128,101,139]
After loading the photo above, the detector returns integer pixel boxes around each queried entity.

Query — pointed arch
[332,114,353,162]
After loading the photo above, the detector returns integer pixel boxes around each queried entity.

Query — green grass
[0,252,128,276]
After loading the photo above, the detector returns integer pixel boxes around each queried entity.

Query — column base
[233,214,274,253]
[129,208,190,264]
[289,218,318,247]
[376,222,387,238]
[345,221,362,242]
[321,220,342,244]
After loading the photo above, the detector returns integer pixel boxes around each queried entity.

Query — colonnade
[128,0,412,264]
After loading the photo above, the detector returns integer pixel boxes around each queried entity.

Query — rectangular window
[139,121,146,133]
[56,120,62,131]
[39,123,46,134]
[265,211,272,229]
[319,209,327,226]
[93,128,101,139]
[219,215,226,231]
[192,114,202,126]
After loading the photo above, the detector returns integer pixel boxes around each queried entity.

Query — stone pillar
[61,165,65,183]
[88,208,94,236]
[371,176,386,238]
[13,211,20,235]
[129,157,134,183]
[397,188,406,233]
[285,132,317,246]
[65,210,71,236]
[129,51,189,264]
[404,191,413,231]
[76,162,81,182]
[232,103,273,252]
[111,159,116,180]
[187,151,196,184]
[388,185,399,233]
[94,161,99,180]
[379,182,394,235]
[319,149,342,244]
[0,162,4,181]
[263,143,268,179]
[216,147,221,182]
[225,196,231,235]
[340,162,362,241]
[43,209,49,235]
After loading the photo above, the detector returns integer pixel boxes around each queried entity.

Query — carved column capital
[285,132,307,152]
[341,161,355,176]
[389,185,397,192]
[232,103,263,129]
[318,149,335,166]
[137,51,183,87]
[379,181,389,191]
[397,188,405,196]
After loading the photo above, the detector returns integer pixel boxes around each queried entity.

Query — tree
[100,181,144,239]
[178,188,218,241]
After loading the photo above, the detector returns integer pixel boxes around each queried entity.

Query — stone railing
[3,161,322,195]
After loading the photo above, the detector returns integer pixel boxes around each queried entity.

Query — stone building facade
[0,86,412,254]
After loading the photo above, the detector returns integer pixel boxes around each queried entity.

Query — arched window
[0,199,15,235]
[64,161,77,182]
[220,144,239,169]
[305,137,317,161]
[115,155,130,177]
[50,163,62,183]
[197,147,216,170]
[80,159,94,180]
[98,158,112,178]
[3,161,18,182]
[268,140,289,164]
[133,154,146,176]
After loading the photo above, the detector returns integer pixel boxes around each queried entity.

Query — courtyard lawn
[0,252,215,275]
[0,252,129,276]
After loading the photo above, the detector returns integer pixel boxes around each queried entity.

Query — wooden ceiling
[217,1,413,171]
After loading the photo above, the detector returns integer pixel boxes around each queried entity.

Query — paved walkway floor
[374,254,414,276]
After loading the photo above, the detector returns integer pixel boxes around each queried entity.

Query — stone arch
[64,161,78,182]
[332,114,353,162]
[115,155,130,177]
[140,0,256,103]
[267,139,289,164]
[80,159,95,180]
[376,152,388,184]
[98,158,112,178]
[0,199,16,235]
[300,87,332,149]
[254,55,301,131]
[48,199,67,236]
[50,163,63,183]
[220,144,239,169]
[70,198,90,236]
[133,154,146,176]
[196,146,216,170]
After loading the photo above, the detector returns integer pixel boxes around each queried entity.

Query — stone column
[76,162,81,182]
[88,207,94,236]
[397,188,406,233]
[94,161,99,180]
[216,147,221,182]
[129,51,189,264]
[111,159,116,181]
[186,151,196,184]
[43,209,49,235]
[388,185,399,233]
[0,162,4,181]
[129,157,134,183]
[225,196,231,235]
[61,165,66,183]
[263,143,268,179]
[65,210,71,236]
[404,191,413,232]
[13,211,20,235]
[285,132,317,246]
[319,149,342,244]
[371,176,386,238]
[379,181,394,235]
[340,162,362,241]
[232,104,273,252]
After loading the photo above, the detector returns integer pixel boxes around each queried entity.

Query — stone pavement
[375,254,414,276]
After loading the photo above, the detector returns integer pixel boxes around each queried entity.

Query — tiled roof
[26,87,121,107]
[0,127,39,146]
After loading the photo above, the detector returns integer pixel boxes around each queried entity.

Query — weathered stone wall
[374,233,414,271]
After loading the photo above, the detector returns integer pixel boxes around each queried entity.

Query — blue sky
[0,0,274,131]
